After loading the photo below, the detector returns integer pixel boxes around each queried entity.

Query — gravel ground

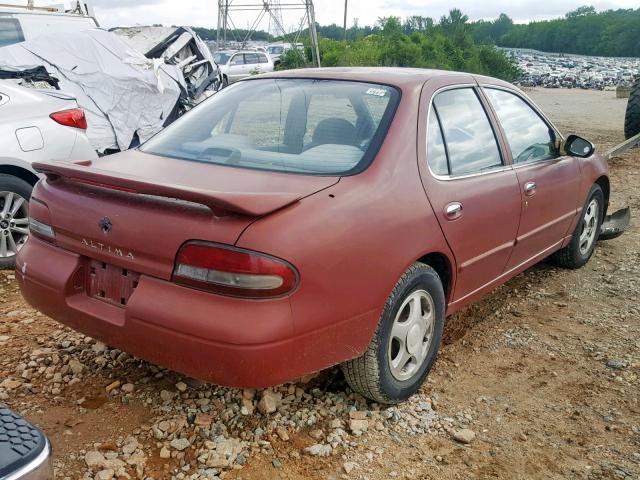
[0,88,638,480]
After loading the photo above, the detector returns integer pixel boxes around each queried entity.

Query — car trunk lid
[32,150,338,280]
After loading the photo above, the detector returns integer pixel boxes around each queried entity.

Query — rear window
[432,88,502,176]
[141,79,399,175]
[213,52,231,64]
[0,18,25,47]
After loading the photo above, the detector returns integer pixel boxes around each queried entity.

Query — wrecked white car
[0,80,96,268]
[112,26,222,105]
[0,27,220,153]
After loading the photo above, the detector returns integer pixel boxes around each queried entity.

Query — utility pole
[343,0,348,41]
[307,0,321,67]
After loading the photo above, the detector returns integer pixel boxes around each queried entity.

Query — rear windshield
[140,78,399,175]
[213,52,231,64]
[0,18,25,47]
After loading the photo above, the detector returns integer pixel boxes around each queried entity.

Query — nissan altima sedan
[16,68,624,404]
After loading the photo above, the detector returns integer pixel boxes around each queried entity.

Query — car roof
[216,50,266,54]
[256,67,513,90]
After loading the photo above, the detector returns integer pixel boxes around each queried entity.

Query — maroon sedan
[16,68,624,404]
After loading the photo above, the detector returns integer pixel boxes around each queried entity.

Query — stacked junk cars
[0,25,221,154]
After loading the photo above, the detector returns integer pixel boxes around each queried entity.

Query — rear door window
[426,114,449,176]
[433,88,503,176]
[257,53,269,63]
[229,54,244,65]
[0,18,25,47]
[244,53,259,65]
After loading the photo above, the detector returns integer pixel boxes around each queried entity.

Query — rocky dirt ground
[1,88,639,480]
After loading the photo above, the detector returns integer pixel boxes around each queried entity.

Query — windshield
[213,52,231,64]
[141,78,399,175]
[268,46,284,54]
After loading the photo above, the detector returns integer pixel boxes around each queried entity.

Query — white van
[267,42,304,66]
[0,1,98,48]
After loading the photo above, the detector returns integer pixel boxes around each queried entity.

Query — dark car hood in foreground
[31,150,339,279]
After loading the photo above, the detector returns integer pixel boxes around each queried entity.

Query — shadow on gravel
[442,261,556,346]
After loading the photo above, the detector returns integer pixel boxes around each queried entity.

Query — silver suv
[213,50,274,87]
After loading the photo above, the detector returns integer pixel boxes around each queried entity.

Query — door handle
[524,181,537,196]
[445,202,463,220]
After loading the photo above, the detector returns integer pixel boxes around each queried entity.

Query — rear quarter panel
[236,79,455,360]
[0,85,96,166]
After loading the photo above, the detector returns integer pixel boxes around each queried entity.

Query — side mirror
[565,135,595,158]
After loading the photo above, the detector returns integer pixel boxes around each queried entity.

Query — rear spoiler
[32,160,301,217]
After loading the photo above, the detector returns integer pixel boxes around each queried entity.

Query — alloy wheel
[579,198,599,255]
[0,191,29,259]
[388,290,435,381]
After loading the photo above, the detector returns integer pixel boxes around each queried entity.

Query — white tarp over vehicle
[0,27,220,153]
[0,28,182,152]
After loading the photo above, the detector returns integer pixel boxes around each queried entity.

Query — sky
[7,0,639,29]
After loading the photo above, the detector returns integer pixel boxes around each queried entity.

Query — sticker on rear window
[366,88,387,97]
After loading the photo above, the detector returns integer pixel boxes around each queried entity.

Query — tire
[340,263,445,404]
[625,79,640,139]
[0,174,33,269]
[551,184,604,270]
[221,76,229,89]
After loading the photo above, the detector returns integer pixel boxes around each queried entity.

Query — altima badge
[99,217,112,234]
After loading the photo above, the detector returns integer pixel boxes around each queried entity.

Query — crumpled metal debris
[112,26,221,105]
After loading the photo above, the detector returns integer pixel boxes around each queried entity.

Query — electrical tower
[216,0,321,67]
[268,0,284,38]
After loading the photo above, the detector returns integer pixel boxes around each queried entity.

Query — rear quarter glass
[140,78,401,176]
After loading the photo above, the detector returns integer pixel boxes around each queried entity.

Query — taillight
[28,218,55,241]
[50,108,87,130]
[172,242,298,298]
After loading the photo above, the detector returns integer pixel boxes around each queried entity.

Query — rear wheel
[0,174,32,269]
[340,263,445,404]
[552,184,603,269]
[624,78,640,139]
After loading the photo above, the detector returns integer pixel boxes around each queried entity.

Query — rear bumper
[16,237,343,388]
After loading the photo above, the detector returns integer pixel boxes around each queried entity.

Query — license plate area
[87,260,140,307]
